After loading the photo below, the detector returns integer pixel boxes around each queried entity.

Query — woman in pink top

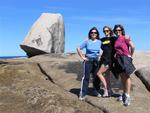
[113,24,136,106]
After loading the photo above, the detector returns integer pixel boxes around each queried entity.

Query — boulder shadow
[58,61,83,81]
[58,61,134,98]
[69,88,80,96]
[70,87,101,97]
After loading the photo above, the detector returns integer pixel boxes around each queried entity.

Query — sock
[125,93,130,97]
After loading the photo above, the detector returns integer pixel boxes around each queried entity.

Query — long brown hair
[113,24,125,36]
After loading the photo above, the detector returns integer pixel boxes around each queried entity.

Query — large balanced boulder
[20,13,65,57]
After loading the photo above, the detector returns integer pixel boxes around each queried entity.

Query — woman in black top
[97,26,117,97]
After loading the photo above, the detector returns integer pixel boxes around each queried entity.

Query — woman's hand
[77,47,88,61]
[82,56,88,61]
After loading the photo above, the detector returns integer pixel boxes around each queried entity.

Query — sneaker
[93,90,101,97]
[79,95,86,101]
[123,94,130,106]
[103,89,108,97]
[117,93,125,102]
[117,95,123,101]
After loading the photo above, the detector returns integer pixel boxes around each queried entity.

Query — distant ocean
[0,56,27,59]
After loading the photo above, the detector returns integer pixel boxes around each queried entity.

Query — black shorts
[99,57,111,68]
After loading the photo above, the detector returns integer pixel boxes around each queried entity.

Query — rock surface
[0,51,150,113]
[135,67,150,91]
[20,13,65,57]
[0,60,102,113]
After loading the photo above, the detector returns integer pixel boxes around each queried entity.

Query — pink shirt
[114,35,131,56]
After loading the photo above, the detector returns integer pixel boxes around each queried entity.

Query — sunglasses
[115,29,122,32]
[104,30,110,33]
[90,32,97,34]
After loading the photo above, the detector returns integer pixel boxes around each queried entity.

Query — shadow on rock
[0,61,9,64]
[70,87,98,97]
[58,61,83,81]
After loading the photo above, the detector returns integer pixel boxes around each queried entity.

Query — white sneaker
[79,95,86,101]
[103,90,108,97]
[123,94,131,106]
[117,95,123,101]
[117,93,126,102]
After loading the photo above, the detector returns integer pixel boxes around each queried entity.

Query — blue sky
[0,0,150,56]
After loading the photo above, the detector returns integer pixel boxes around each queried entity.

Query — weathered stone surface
[135,67,150,91]
[0,51,150,113]
[20,13,65,57]
[0,60,102,113]
[134,51,150,91]
[29,53,150,113]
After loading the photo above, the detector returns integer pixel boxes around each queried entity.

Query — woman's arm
[125,35,135,57]
[128,41,135,57]
[76,47,88,61]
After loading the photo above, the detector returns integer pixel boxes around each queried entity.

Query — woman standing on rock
[77,27,101,100]
[97,26,117,97]
[113,24,136,106]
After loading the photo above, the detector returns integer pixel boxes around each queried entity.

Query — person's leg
[125,76,131,106]
[121,73,131,94]
[105,70,111,90]
[120,73,126,94]
[79,61,92,99]
[125,76,131,95]
[121,74,131,106]
[123,56,134,106]
[93,75,100,91]
[92,61,101,96]
[97,65,108,97]
[117,73,126,101]
[92,61,100,90]
[105,70,112,96]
